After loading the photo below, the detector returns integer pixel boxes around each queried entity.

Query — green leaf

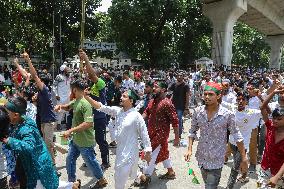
[192,176,200,184]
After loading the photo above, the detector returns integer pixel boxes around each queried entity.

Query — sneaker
[89,177,108,188]
[249,164,256,173]
[109,141,117,148]
[101,163,111,170]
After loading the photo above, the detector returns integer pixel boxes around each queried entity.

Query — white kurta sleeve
[136,114,152,152]
[97,104,121,117]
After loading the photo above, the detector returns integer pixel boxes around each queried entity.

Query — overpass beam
[203,0,247,69]
[266,35,284,70]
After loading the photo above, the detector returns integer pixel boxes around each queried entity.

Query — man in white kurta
[84,89,152,189]
[53,64,71,127]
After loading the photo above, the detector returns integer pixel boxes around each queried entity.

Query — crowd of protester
[0,49,283,189]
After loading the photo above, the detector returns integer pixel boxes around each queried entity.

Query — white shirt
[221,92,237,111]
[26,102,37,122]
[53,74,71,104]
[122,78,134,91]
[248,96,262,110]
[98,105,151,178]
[229,108,261,150]
[134,81,145,95]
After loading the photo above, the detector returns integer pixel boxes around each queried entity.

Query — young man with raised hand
[258,85,284,188]
[54,79,108,188]
[184,82,248,189]
[84,88,152,189]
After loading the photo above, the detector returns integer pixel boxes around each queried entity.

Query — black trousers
[15,158,27,189]
[94,118,109,165]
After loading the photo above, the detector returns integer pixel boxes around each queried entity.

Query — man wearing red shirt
[260,86,284,188]
[139,81,179,186]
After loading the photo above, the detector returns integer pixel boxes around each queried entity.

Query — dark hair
[114,76,122,83]
[236,91,250,102]
[123,71,129,76]
[272,108,284,118]
[8,96,27,114]
[70,78,87,91]
[0,106,10,140]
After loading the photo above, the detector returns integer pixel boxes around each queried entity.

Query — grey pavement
[55,118,259,189]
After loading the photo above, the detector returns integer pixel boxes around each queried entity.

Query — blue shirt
[37,85,56,123]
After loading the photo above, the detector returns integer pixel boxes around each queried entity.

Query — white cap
[60,64,67,72]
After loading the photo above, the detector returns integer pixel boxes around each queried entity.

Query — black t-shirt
[169,82,190,110]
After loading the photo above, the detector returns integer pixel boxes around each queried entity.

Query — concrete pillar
[203,0,247,69]
[266,35,284,70]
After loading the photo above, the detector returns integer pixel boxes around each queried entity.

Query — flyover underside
[239,5,284,36]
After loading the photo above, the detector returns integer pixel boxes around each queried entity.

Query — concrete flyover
[201,0,284,70]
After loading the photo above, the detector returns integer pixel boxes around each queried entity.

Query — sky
[96,0,112,12]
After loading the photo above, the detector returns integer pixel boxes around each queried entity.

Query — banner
[83,40,117,51]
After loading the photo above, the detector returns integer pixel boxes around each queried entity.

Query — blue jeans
[66,141,103,182]
[176,109,184,138]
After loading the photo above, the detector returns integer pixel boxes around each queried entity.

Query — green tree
[109,0,185,67]
[232,22,270,68]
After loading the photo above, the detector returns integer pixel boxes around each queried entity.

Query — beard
[152,92,161,99]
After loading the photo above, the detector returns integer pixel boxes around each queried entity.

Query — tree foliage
[0,0,271,69]
[0,0,101,63]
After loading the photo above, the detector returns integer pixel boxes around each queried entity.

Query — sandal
[237,176,249,183]
[140,174,151,188]
[72,179,81,189]
[89,177,108,188]
[159,172,176,180]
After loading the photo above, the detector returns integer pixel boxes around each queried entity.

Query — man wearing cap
[185,82,248,189]
[84,89,152,189]
[53,64,71,129]
[141,81,179,182]
[133,72,145,97]
[2,96,59,189]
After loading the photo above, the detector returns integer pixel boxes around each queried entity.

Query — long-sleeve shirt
[7,118,59,189]
[189,105,243,169]
[53,74,71,103]
[98,105,151,177]
[144,98,179,163]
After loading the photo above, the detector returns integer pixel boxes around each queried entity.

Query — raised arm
[22,52,44,90]
[13,58,29,78]
[79,49,98,83]
[260,86,284,122]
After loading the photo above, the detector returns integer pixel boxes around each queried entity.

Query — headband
[155,81,167,89]
[204,82,222,95]
[127,90,139,101]
[5,100,26,115]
